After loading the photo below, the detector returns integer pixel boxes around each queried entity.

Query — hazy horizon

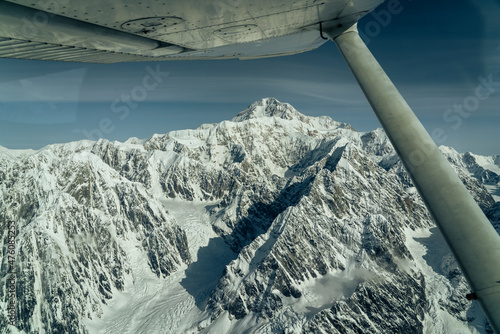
[1,0,499,155]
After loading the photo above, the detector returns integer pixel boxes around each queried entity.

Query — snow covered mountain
[1,98,499,333]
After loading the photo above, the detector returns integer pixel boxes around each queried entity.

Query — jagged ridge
[0,98,498,334]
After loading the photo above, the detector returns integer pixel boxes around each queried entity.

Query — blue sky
[0,0,499,155]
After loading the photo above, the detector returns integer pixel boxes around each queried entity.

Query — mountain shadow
[180,175,314,309]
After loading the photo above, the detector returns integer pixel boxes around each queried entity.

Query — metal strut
[328,23,500,333]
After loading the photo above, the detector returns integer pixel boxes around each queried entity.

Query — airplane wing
[0,0,382,63]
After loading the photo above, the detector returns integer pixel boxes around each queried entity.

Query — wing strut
[329,23,500,332]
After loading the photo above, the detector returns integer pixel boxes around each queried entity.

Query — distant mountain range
[1,98,499,333]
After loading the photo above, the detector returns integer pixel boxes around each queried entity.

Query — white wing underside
[0,0,382,63]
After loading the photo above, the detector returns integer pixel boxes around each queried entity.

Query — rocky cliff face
[1,98,498,333]
[0,143,190,333]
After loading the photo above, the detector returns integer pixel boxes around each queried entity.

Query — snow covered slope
[1,98,498,333]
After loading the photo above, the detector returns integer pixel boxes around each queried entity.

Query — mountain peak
[231,97,305,122]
